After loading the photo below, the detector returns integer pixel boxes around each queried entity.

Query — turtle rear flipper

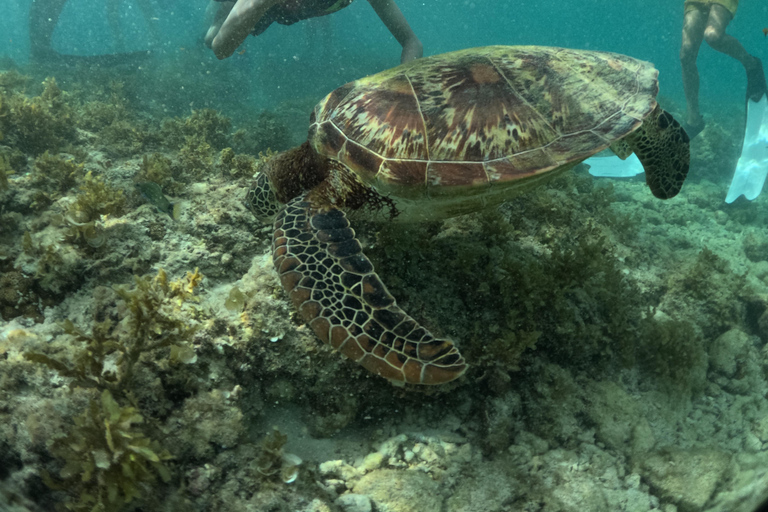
[625,106,690,199]
[273,195,467,385]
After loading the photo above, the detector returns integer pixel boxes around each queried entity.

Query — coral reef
[4,59,768,512]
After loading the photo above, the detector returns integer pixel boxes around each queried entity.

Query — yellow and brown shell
[309,45,659,200]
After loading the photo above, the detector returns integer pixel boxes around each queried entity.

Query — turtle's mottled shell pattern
[309,45,658,198]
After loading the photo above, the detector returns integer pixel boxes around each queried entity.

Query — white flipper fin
[585,153,644,178]
[725,94,768,203]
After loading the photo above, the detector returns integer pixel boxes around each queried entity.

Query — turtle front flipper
[273,196,467,385]
[624,105,690,199]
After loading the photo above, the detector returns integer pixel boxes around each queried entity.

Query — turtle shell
[309,45,658,199]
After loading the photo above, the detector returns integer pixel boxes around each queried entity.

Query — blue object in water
[585,153,644,178]
[725,94,768,203]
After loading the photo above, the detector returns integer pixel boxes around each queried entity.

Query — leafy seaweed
[25,268,203,394]
[43,389,172,512]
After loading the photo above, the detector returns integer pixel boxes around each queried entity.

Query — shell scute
[311,45,661,196]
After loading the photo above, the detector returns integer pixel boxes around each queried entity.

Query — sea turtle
[246,45,690,386]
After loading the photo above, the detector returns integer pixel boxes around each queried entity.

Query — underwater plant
[638,318,707,395]
[255,427,302,484]
[178,134,214,180]
[43,389,172,512]
[31,151,83,194]
[25,268,203,394]
[137,153,174,189]
[231,110,293,155]
[0,69,31,94]
[4,77,77,155]
[69,171,127,223]
[160,108,231,151]
[217,147,258,180]
[0,154,10,191]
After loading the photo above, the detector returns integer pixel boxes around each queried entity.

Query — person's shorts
[684,0,739,17]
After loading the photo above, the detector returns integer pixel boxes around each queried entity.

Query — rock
[445,457,519,512]
[635,448,734,512]
[377,434,408,458]
[585,381,652,455]
[359,452,384,472]
[353,469,441,512]
[709,329,750,378]
[630,421,656,455]
[335,493,372,512]
[753,416,768,443]
[319,460,362,482]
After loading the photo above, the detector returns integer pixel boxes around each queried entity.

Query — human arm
[367,0,422,63]
[205,0,281,59]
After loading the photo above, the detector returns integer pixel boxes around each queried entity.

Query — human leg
[210,0,282,59]
[28,0,68,61]
[703,5,750,65]
[680,5,707,132]
[135,0,162,47]
[704,4,767,101]
[106,0,125,52]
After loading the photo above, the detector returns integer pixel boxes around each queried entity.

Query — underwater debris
[63,215,107,249]
[42,389,172,512]
[224,286,246,312]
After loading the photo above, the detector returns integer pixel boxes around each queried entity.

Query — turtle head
[245,142,334,221]
[245,171,282,222]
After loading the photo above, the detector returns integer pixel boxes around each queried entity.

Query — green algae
[161,108,232,151]
[25,268,203,395]
[31,151,83,194]
[1,77,77,155]
[0,154,9,191]
[42,389,172,512]
[69,171,127,223]
[218,147,258,180]
[23,269,205,508]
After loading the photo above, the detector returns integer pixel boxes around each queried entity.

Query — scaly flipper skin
[272,195,467,385]
[625,106,690,200]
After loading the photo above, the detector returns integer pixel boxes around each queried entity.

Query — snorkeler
[680,0,767,138]
[204,0,423,64]
[28,0,160,62]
